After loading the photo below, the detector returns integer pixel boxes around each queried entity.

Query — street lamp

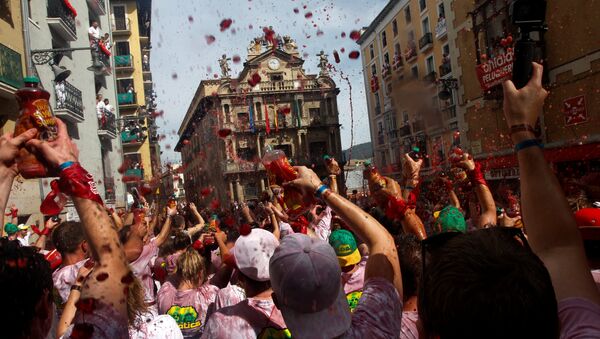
[30,47,107,76]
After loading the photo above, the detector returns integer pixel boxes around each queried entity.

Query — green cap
[434,205,467,234]
[323,155,331,160]
[23,76,40,83]
[412,146,420,152]
[329,229,361,267]
[4,223,18,235]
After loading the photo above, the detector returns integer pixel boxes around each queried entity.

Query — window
[270,73,283,81]
[369,44,374,59]
[254,102,262,120]
[223,104,231,122]
[309,108,321,124]
[438,2,445,18]
[115,41,130,56]
[408,30,415,42]
[384,53,390,66]
[419,0,426,12]
[411,65,419,79]
[113,5,127,30]
[380,151,387,166]
[405,7,411,23]
[381,31,387,47]
[472,0,514,62]
[394,43,401,57]
[403,111,409,123]
[422,17,430,34]
[426,55,435,73]
[443,44,450,56]
[392,20,398,36]
[371,64,377,76]
[374,92,381,114]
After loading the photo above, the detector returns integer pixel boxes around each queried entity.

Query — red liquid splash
[220,18,233,31]
[218,128,232,138]
[349,30,361,41]
[333,50,340,63]
[205,35,216,44]
[348,51,360,59]
[248,72,261,87]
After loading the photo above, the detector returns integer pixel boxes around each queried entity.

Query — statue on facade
[282,35,298,52]
[317,50,330,76]
[219,54,231,78]
[247,37,262,54]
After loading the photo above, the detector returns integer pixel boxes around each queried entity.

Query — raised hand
[324,157,341,175]
[283,166,322,197]
[26,119,78,168]
[453,152,476,171]
[0,128,37,176]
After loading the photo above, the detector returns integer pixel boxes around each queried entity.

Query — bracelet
[509,124,536,135]
[466,162,488,187]
[514,139,543,152]
[314,184,328,198]
[70,284,82,291]
[59,161,76,171]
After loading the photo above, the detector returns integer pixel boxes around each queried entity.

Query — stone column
[235,177,244,202]
[228,180,234,201]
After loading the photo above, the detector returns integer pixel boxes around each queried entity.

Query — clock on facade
[268,58,280,70]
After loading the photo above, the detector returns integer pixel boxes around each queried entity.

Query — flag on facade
[273,98,279,132]
[264,101,271,135]
[248,100,255,133]
[293,99,302,127]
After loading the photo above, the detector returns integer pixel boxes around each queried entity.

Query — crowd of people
[1,64,600,338]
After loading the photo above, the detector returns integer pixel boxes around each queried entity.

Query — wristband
[514,139,543,152]
[70,284,82,292]
[314,184,328,198]
[385,197,409,220]
[466,162,487,187]
[31,225,51,236]
[40,163,103,215]
[59,161,76,171]
[510,124,536,135]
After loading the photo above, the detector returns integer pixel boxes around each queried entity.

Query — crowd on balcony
[121,120,147,143]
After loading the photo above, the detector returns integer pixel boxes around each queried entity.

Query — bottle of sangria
[14,76,58,178]
[261,146,311,218]
[363,160,386,190]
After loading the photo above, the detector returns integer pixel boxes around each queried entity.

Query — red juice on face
[14,77,58,178]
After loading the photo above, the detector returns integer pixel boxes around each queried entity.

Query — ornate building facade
[176,33,343,206]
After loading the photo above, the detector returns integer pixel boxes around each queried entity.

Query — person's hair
[396,233,421,301]
[227,228,240,244]
[419,228,559,339]
[172,215,185,229]
[238,271,271,296]
[126,276,148,327]
[175,247,206,287]
[0,239,53,338]
[51,221,85,255]
[103,98,109,104]
[159,230,191,257]
[118,224,132,244]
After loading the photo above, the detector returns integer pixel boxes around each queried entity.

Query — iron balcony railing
[114,54,133,68]
[99,109,116,133]
[47,0,76,37]
[423,71,437,84]
[55,81,83,120]
[118,91,136,105]
[418,32,433,50]
[439,62,452,77]
[399,124,411,137]
[240,79,320,92]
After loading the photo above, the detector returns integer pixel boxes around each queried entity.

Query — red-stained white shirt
[52,259,87,303]
[131,238,160,303]
[558,297,600,338]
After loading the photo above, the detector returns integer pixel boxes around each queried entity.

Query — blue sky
[151,0,388,165]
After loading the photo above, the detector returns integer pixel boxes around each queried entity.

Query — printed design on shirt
[346,291,363,312]
[166,305,201,329]
[258,327,292,339]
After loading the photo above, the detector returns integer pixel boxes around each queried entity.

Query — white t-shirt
[96,101,105,118]
[88,26,101,39]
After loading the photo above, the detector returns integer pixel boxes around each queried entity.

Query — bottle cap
[323,155,331,160]
[412,146,420,152]
[363,160,372,167]
[23,76,40,83]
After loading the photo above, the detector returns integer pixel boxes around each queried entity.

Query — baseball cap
[4,223,18,235]
[329,229,361,267]
[233,228,279,282]
[434,205,467,234]
[270,233,351,338]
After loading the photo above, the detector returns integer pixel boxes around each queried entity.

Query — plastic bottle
[363,160,386,190]
[14,76,58,178]
[262,146,310,218]
[408,146,421,161]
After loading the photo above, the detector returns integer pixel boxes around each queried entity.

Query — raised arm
[0,129,37,237]
[189,202,205,225]
[28,119,130,317]
[154,206,176,247]
[502,63,600,304]
[286,166,402,296]
[454,155,496,228]
[33,218,59,250]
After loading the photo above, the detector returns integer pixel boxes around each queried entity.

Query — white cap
[233,228,279,282]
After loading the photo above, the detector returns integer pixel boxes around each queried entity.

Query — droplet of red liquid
[333,50,340,63]
[232,55,241,63]
[210,199,220,210]
[340,47,345,53]
[182,139,190,145]
[171,73,178,79]
[200,187,212,196]
[349,30,361,41]
[96,272,109,281]
[348,51,360,59]
[218,128,232,138]
[248,72,261,87]
[305,11,313,18]
[239,223,251,236]
[219,18,233,31]
[188,16,194,23]
[121,272,134,284]
[316,30,323,36]
[293,8,299,13]
[341,32,346,38]
[205,35,216,44]
[71,323,94,339]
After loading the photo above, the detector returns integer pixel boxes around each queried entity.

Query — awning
[480,142,600,170]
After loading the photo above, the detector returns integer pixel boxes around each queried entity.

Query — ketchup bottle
[262,146,311,218]
[14,77,58,178]
[363,160,386,190]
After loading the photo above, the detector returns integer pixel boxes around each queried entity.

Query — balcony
[118,92,137,109]
[377,134,385,145]
[382,64,392,80]
[86,0,106,16]
[54,81,83,122]
[375,105,382,116]
[388,129,398,140]
[418,32,433,52]
[435,17,447,40]
[124,168,144,178]
[114,54,133,72]
[240,79,320,92]
[0,43,24,91]
[111,17,131,35]
[104,177,115,201]
[222,160,265,174]
[443,105,457,121]
[399,124,412,137]
[392,55,404,72]
[423,71,437,84]
[439,62,452,77]
[404,43,417,63]
[47,0,77,41]
[121,130,146,146]
[98,109,117,139]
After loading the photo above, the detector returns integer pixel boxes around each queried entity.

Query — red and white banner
[475,50,514,91]
[563,95,587,126]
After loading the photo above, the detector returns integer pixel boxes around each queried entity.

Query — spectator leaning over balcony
[96,94,105,122]
[104,99,114,113]
[88,20,101,49]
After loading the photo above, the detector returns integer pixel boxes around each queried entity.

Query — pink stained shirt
[73,300,129,338]
[129,314,183,339]
[157,280,219,338]
[592,269,600,291]
[213,283,246,311]
[311,206,333,241]
[558,297,600,338]
[343,277,403,338]
[342,256,367,295]
[401,311,420,339]
[52,259,87,303]
[201,297,289,339]
[131,237,160,303]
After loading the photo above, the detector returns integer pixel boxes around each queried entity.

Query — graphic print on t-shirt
[346,291,363,313]
[167,305,201,329]
[258,327,292,339]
